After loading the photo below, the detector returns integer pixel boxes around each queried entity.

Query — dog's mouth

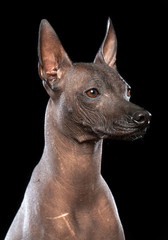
[92,120,149,141]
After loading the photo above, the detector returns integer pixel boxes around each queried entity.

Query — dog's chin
[111,128,147,141]
[92,126,148,141]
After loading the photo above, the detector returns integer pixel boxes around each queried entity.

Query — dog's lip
[92,123,148,140]
[114,126,148,140]
[113,122,149,132]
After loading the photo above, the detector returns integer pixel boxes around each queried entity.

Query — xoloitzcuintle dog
[5,18,151,240]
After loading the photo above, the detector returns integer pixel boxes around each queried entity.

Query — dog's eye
[85,88,99,98]
[127,87,131,97]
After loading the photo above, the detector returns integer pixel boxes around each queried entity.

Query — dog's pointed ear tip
[40,19,49,26]
[39,19,52,31]
[107,17,112,23]
[107,17,114,29]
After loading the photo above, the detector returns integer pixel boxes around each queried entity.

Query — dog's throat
[42,100,103,191]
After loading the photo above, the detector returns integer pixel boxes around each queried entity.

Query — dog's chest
[40,207,119,240]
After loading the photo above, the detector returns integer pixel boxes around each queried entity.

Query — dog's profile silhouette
[5,18,151,240]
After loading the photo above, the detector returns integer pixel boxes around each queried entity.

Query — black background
[1,1,167,239]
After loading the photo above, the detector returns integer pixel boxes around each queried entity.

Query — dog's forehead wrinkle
[71,62,121,89]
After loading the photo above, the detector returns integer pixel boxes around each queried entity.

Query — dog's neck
[42,99,103,193]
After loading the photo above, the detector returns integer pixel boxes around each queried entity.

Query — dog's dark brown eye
[127,88,131,97]
[86,88,99,98]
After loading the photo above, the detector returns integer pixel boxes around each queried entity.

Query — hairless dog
[5,18,151,240]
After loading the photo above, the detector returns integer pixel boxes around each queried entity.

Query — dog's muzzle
[92,110,151,141]
[112,110,151,140]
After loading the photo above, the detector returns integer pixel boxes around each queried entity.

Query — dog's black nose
[132,111,151,125]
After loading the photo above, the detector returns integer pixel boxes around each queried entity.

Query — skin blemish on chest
[46,212,69,219]
[46,213,76,236]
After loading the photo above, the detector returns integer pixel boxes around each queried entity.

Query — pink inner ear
[94,18,117,69]
[103,26,117,68]
[46,69,58,76]
[38,19,72,79]
[46,68,63,80]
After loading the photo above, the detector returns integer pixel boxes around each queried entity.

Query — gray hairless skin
[5,18,151,240]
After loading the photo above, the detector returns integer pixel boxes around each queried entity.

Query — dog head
[38,18,151,142]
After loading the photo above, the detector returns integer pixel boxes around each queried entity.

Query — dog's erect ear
[38,19,72,93]
[94,18,117,69]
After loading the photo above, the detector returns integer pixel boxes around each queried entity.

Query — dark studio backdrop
[1,1,167,239]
